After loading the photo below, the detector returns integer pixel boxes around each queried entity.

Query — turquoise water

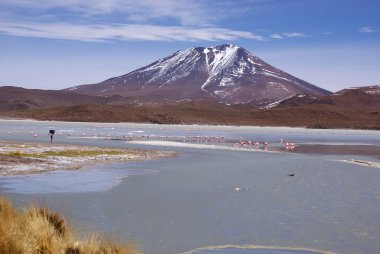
[0,120,379,254]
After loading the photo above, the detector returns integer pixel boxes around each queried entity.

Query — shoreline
[183,244,336,254]
[0,118,379,134]
[338,159,380,169]
[0,141,176,176]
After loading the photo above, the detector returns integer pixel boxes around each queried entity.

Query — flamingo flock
[182,135,225,143]
[5,129,296,152]
[232,138,297,151]
[232,136,270,150]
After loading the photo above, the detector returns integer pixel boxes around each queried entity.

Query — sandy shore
[338,159,380,169]
[0,141,176,176]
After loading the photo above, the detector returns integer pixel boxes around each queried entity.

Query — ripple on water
[183,245,334,254]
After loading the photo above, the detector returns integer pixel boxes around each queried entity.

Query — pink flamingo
[284,142,295,150]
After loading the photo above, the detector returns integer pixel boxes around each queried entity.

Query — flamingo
[285,142,295,150]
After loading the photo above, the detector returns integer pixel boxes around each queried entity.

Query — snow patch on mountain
[66,44,331,105]
[263,94,295,109]
[208,45,239,74]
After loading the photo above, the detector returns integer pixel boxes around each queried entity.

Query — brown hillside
[0,86,120,110]
[1,85,379,130]
[2,99,379,130]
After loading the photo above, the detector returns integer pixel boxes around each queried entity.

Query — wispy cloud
[0,1,313,43]
[282,32,307,38]
[0,0,269,42]
[270,33,283,39]
[0,0,251,26]
[0,21,265,42]
[359,26,375,33]
[270,32,308,39]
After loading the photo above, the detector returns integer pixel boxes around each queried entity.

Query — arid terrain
[0,85,379,130]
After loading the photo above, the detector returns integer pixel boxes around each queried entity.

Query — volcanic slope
[0,86,116,110]
[67,44,331,105]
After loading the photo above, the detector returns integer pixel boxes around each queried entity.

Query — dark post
[49,130,55,143]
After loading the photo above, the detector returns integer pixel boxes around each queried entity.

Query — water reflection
[0,162,157,194]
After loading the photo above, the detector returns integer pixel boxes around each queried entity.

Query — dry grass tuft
[34,207,68,237]
[0,197,140,254]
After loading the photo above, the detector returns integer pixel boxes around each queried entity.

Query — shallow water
[0,162,157,194]
[1,119,379,146]
[1,120,380,254]
[185,246,329,254]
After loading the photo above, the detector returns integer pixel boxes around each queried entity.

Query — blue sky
[0,0,379,92]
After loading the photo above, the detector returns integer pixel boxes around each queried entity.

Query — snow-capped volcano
[68,44,331,104]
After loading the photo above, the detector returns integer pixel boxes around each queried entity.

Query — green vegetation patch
[5,150,23,157]
[41,149,127,157]
[2,149,129,158]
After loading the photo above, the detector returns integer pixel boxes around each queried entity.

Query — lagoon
[0,120,379,254]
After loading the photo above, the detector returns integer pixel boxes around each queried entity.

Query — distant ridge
[0,83,378,129]
[335,84,380,95]
[0,86,115,110]
[67,44,331,105]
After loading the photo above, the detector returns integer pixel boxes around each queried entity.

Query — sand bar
[0,141,175,176]
[338,159,380,169]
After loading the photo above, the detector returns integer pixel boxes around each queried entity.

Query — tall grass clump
[0,197,140,254]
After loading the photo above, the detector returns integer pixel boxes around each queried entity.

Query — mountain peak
[193,44,241,54]
[67,45,331,105]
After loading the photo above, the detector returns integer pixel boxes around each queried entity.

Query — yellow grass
[2,149,129,158]
[0,197,140,254]
[5,150,22,157]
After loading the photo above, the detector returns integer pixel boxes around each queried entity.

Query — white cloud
[0,21,265,42]
[282,32,307,38]
[359,26,374,33]
[0,0,247,26]
[0,0,268,43]
[270,33,283,39]
[270,32,308,39]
